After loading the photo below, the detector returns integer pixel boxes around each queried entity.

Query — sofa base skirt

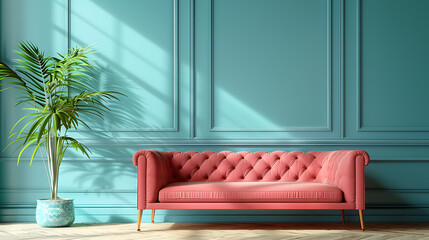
[145,202,356,210]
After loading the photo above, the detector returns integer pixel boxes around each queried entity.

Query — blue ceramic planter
[36,199,75,227]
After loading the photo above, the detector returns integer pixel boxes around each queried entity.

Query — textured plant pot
[36,199,75,227]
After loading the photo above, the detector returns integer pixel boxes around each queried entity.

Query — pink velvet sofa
[132,150,370,231]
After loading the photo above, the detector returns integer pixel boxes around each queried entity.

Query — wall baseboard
[2,206,429,223]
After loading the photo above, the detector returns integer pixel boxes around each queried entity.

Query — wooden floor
[1,222,429,240]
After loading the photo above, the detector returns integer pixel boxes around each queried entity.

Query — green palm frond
[0,41,125,199]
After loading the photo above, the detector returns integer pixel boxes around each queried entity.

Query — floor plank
[1,222,429,240]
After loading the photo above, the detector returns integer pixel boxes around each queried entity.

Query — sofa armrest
[133,150,172,209]
[316,150,369,209]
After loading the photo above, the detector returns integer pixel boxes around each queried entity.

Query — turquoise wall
[1,0,429,223]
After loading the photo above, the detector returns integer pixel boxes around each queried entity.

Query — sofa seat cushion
[158,182,343,203]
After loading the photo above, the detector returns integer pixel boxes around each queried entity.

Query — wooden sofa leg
[137,210,143,231]
[341,210,345,223]
[151,209,155,223]
[358,210,365,231]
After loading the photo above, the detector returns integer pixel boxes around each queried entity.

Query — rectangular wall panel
[360,0,429,131]
[212,0,330,131]
[70,0,178,133]
[346,0,429,139]
[195,0,341,139]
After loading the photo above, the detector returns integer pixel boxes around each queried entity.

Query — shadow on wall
[74,63,142,131]
[52,0,178,222]
[60,64,138,220]
[364,173,409,207]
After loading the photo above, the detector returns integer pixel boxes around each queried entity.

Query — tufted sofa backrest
[167,151,340,183]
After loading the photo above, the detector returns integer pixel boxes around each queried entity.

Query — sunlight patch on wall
[70,0,175,131]
[213,88,281,131]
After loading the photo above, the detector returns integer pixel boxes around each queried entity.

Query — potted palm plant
[0,42,123,227]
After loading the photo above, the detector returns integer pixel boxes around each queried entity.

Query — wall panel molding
[4,156,429,162]
[339,0,345,138]
[69,0,180,133]
[208,0,333,132]
[189,0,196,138]
[75,138,429,146]
[356,0,429,133]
